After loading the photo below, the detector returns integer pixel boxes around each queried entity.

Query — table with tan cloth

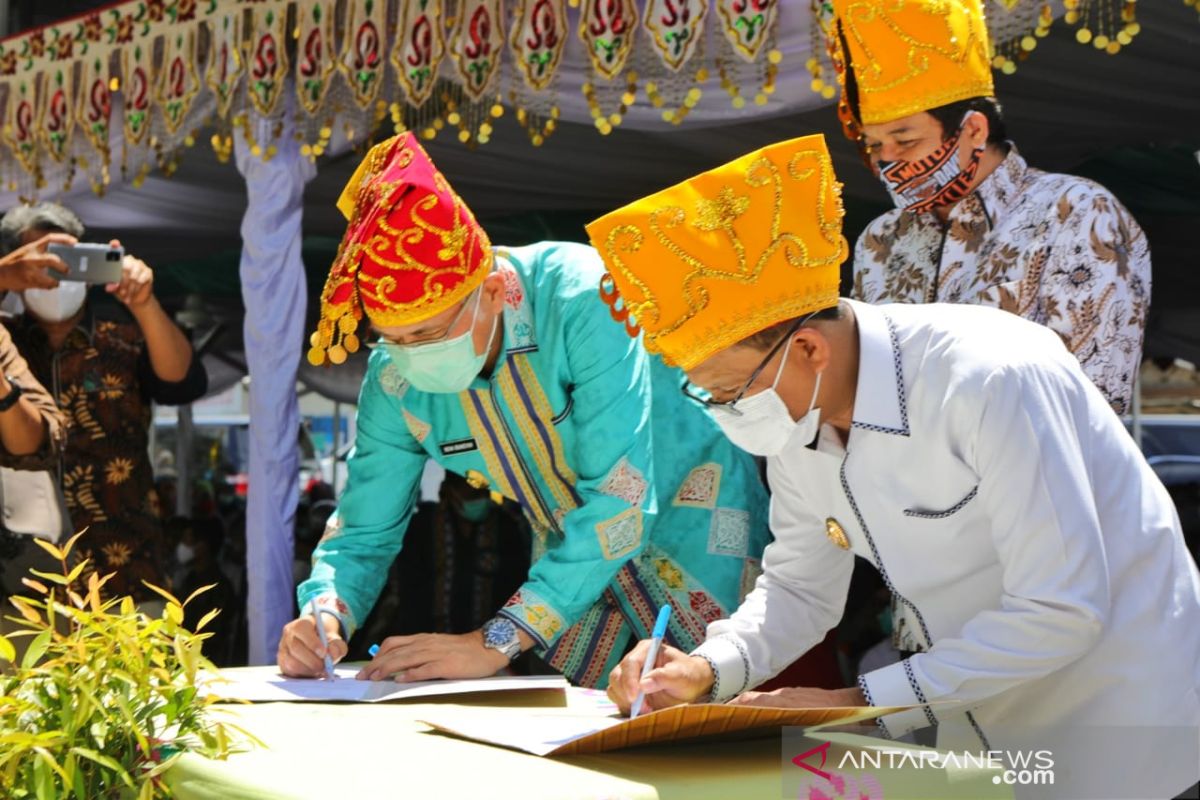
[165,674,1010,800]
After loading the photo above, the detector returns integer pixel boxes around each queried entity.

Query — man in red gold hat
[278,134,771,688]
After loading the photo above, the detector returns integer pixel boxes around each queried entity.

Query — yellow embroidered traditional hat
[585,134,847,371]
[829,0,994,136]
[308,133,492,366]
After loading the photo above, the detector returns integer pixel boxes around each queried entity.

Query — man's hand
[277,614,347,678]
[0,232,73,292]
[606,641,715,715]
[357,631,509,682]
[105,241,155,311]
[726,685,867,709]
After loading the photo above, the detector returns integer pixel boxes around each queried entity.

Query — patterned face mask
[876,113,985,214]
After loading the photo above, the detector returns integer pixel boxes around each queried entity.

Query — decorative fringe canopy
[0,0,1154,196]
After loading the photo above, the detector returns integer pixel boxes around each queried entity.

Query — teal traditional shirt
[300,242,770,686]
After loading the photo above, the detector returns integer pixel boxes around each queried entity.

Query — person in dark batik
[347,472,532,661]
[0,202,207,604]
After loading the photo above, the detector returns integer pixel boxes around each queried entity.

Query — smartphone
[46,242,125,284]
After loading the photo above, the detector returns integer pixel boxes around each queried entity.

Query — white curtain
[235,115,316,665]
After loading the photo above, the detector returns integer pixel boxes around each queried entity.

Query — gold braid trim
[658,286,842,370]
[309,138,400,366]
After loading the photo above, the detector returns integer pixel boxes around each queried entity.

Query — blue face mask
[384,288,499,394]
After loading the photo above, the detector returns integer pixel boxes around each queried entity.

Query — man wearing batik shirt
[0,202,207,602]
[828,0,1149,414]
[278,134,771,688]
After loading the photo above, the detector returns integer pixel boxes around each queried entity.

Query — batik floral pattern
[852,148,1150,414]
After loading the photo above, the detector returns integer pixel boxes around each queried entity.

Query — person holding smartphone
[0,202,207,605]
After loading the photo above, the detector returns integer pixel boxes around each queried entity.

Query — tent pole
[176,403,193,516]
[236,106,316,665]
[331,401,341,491]
[1132,364,1144,452]
[148,402,156,478]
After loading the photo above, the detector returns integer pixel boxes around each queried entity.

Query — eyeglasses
[365,286,480,350]
[680,316,808,417]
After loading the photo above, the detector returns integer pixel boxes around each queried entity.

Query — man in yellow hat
[277,134,771,688]
[591,135,1199,799]
[828,0,1149,418]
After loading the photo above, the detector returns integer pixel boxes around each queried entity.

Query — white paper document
[202,666,569,703]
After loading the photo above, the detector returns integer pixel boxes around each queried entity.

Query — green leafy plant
[0,532,252,799]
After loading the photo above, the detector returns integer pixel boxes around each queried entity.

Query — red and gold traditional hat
[308,133,492,366]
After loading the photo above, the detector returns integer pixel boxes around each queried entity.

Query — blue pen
[368,644,380,658]
[630,604,672,719]
[308,598,336,680]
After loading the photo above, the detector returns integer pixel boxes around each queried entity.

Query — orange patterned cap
[829,0,994,138]
[585,135,847,371]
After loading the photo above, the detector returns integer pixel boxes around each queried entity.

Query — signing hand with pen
[358,630,523,682]
[606,640,715,715]
[277,613,348,677]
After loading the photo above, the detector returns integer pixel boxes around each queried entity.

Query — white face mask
[709,337,824,457]
[175,542,195,566]
[23,282,87,323]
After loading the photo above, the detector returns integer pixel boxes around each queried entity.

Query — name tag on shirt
[440,438,478,456]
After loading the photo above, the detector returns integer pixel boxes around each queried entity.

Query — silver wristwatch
[481,616,522,662]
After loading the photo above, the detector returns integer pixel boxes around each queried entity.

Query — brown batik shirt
[851,147,1150,415]
[0,323,65,470]
[4,299,207,601]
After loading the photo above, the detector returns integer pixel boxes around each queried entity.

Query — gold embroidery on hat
[310,140,401,366]
[309,138,495,362]
[602,147,845,357]
[352,170,491,327]
[833,0,994,128]
[695,187,751,232]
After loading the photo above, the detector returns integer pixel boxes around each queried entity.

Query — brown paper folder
[420,702,911,756]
